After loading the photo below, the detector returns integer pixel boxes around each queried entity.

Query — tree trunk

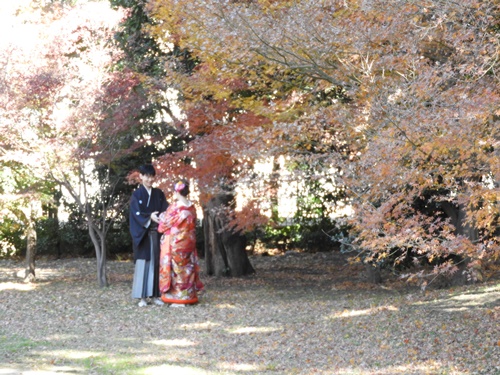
[23,202,37,282]
[269,157,280,224]
[364,263,382,284]
[50,192,62,259]
[98,235,108,288]
[203,193,255,277]
[439,201,479,286]
[87,218,109,287]
[24,217,37,282]
[441,202,479,242]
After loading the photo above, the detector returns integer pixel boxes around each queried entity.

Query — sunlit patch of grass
[3,347,155,375]
[217,361,260,371]
[79,355,140,375]
[335,360,458,374]
[214,303,236,309]
[327,305,399,320]
[150,338,195,347]
[227,326,281,334]
[265,363,278,371]
[0,282,35,291]
[414,281,500,311]
[179,321,221,331]
[40,349,99,360]
[142,364,209,375]
[0,334,44,353]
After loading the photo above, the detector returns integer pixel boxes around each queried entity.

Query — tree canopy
[137,0,500,282]
[1,0,499,286]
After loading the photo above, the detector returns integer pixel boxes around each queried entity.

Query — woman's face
[140,174,155,189]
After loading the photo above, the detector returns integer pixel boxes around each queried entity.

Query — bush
[59,219,94,258]
[36,216,133,259]
[0,218,24,259]
[106,220,133,258]
[35,217,61,258]
[258,217,344,253]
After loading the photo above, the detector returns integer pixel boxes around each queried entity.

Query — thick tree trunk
[203,193,255,277]
[459,205,478,243]
[439,201,479,286]
[441,201,479,242]
[364,263,382,284]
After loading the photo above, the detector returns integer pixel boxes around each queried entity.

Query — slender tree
[0,1,149,286]
[0,162,57,280]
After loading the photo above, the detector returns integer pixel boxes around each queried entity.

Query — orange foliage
[144,0,500,277]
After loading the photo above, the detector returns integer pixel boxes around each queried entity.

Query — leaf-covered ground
[0,251,499,375]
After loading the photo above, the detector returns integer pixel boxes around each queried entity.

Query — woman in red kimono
[158,179,204,306]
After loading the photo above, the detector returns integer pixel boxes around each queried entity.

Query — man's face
[140,173,155,189]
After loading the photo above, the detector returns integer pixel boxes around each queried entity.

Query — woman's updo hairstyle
[174,179,190,197]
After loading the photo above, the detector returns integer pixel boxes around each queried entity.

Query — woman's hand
[151,211,160,223]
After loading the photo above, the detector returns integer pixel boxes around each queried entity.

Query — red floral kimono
[158,201,204,304]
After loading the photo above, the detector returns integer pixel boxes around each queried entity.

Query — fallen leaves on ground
[0,251,499,375]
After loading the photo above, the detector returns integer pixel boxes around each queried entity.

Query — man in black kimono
[129,164,169,306]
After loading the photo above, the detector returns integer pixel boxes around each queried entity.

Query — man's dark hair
[138,164,156,176]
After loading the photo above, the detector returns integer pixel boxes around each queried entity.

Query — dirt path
[0,252,499,375]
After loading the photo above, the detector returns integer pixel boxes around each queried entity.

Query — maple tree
[0,1,148,286]
[138,0,499,283]
[111,0,256,276]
